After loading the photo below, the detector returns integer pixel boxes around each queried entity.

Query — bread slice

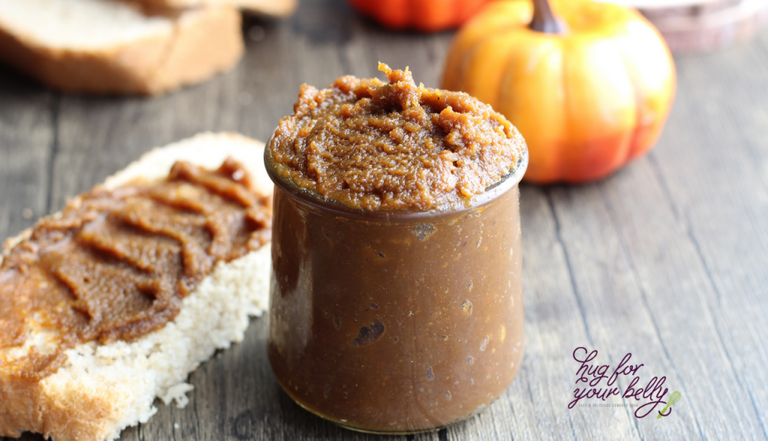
[0,0,244,95]
[0,133,272,441]
[128,0,298,18]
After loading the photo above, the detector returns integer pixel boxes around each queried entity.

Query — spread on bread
[0,158,272,380]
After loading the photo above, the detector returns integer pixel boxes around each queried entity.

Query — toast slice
[0,0,244,95]
[0,133,273,441]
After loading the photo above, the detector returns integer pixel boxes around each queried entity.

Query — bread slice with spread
[0,0,244,95]
[0,132,272,441]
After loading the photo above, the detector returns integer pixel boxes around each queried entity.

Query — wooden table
[2,1,767,439]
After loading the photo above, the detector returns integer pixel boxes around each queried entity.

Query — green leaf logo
[657,391,681,419]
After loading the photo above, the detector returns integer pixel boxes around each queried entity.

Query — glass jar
[266,148,528,434]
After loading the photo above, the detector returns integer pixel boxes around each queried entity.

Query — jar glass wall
[266,149,527,434]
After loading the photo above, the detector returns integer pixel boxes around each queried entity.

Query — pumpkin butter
[268,63,525,211]
[0,159,271,380]
[266,65,528,433]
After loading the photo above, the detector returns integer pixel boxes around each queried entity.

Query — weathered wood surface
[1,0,767,439]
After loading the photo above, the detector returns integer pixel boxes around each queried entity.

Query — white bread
[0,133,273,441]
[128,0,298,17]
[0,0,244,95]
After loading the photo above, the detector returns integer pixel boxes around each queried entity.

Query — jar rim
[264,140,528,223]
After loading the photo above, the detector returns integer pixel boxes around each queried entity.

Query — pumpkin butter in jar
[266,63,528,434]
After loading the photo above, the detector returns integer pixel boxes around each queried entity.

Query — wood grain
[0,69,54,243]
[1,0,768,439]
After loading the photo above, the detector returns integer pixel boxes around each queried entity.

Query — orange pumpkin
[442,0,676,183]
[347,0,493,32]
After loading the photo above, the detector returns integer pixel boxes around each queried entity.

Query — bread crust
[128,0,298,17]
[0,133,272,441]
[0,377,117,440]
[0,5,244,95]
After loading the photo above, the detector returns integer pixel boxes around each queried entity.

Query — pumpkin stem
[530,0,567,34]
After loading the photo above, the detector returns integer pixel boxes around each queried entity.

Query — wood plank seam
[648,154,768,439]
[544,190,596,349]
[544,190,643,439]
[598,175,708,440]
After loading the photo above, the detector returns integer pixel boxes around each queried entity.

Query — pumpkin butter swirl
[269,63,526,211]
[0,159,271,380]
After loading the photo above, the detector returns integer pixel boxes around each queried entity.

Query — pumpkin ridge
[610,12,675,164]
[559,38,570,182]
[441,2,527,89]
[614,36,644,166]
[494,33,533,113]
[449,23,521,94]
